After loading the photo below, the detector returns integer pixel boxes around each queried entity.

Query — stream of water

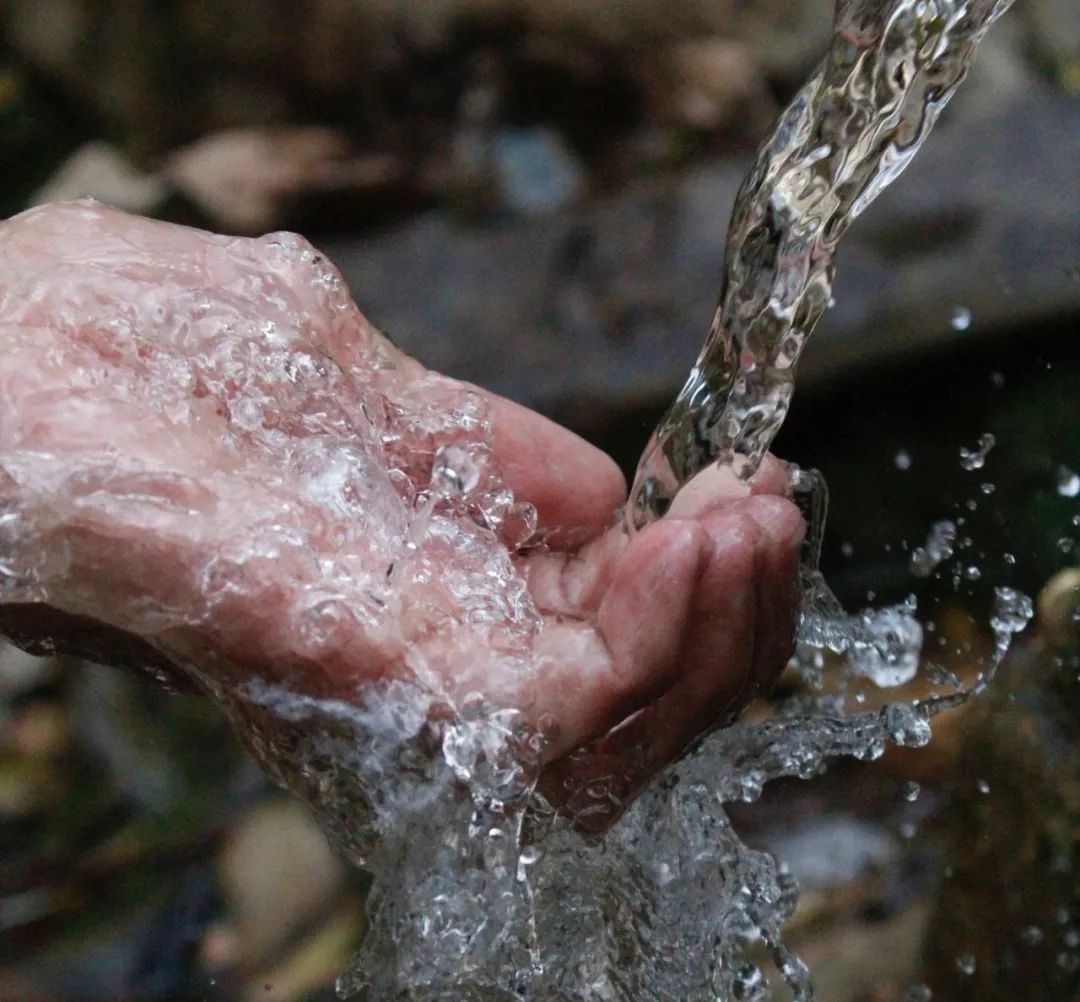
[225,2,1031,999]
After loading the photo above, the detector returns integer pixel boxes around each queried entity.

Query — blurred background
[1,1,1079,999]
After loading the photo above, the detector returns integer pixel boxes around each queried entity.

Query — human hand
[0,201,803,826]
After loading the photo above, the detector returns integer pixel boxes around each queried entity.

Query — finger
[612,508,761,773]
[734,495,805,690]
[553,497,803,828]
[526,518,711,760]
[623,496,803,768]
[519,525,629,617]
[480,390,627,547]
[666,453,791,520]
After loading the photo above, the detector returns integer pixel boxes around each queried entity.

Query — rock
[218,799,348,966]
[647,38,774,134]
[1023,0,1080,87]
[921,632,1080,1000]
[1038,567,1080,650]
[243,907,362,1002]
[0,641,56,698]
[491,126,586,216]
[28,142,167,215]
[320,91,1080,443]
[761,816,899,890]
[165,127,402,234]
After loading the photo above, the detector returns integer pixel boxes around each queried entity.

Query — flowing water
[221,1,1028,998]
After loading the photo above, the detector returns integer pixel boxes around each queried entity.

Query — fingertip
[729,495,805,553]
[749,454,793,498]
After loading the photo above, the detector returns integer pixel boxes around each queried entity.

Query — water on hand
[218,1,1029,999]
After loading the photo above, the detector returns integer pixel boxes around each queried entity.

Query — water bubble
[910,520,957,578]
[894,449,913,470]
[850,603,923,688]
[1057,537,1074,554]
[899,821,918,839]
[840,541,854,557]
[905,985,933,1002]
[991,586,1034,636]
[950,306,972,331]
[902,781,921,802]
[976,779,990,795]
[884,703,932,747]
[955,953,977,976]
[980,482,995,495]
[1003,552,1016,565]
[989,370,1005,388]
[1057,466,1080,498]
[964,565,981,581]
[959,433,995,471]
[1058,951,1080,973]
[1019,925,1044,946]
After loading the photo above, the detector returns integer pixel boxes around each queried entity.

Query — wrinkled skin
[0,201,803,824]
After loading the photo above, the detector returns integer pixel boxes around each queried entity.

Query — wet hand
[0,201,804,825]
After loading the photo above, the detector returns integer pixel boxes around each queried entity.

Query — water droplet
[950,306,972,331]
[911,520,956,578]
[1020,925,1044,946]
[894,449,913,471]
[959,433,995,471]
[991,587,1034,636]
[1057,466,1080,498]
[955,953,977,976]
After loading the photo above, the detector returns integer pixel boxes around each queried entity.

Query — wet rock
[29,142,167,215]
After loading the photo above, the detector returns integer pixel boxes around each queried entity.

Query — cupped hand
[0,201,803,825]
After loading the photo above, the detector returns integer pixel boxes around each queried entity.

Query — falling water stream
[18,1,1026,999]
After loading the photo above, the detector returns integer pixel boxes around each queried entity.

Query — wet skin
[0,201,804,826]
